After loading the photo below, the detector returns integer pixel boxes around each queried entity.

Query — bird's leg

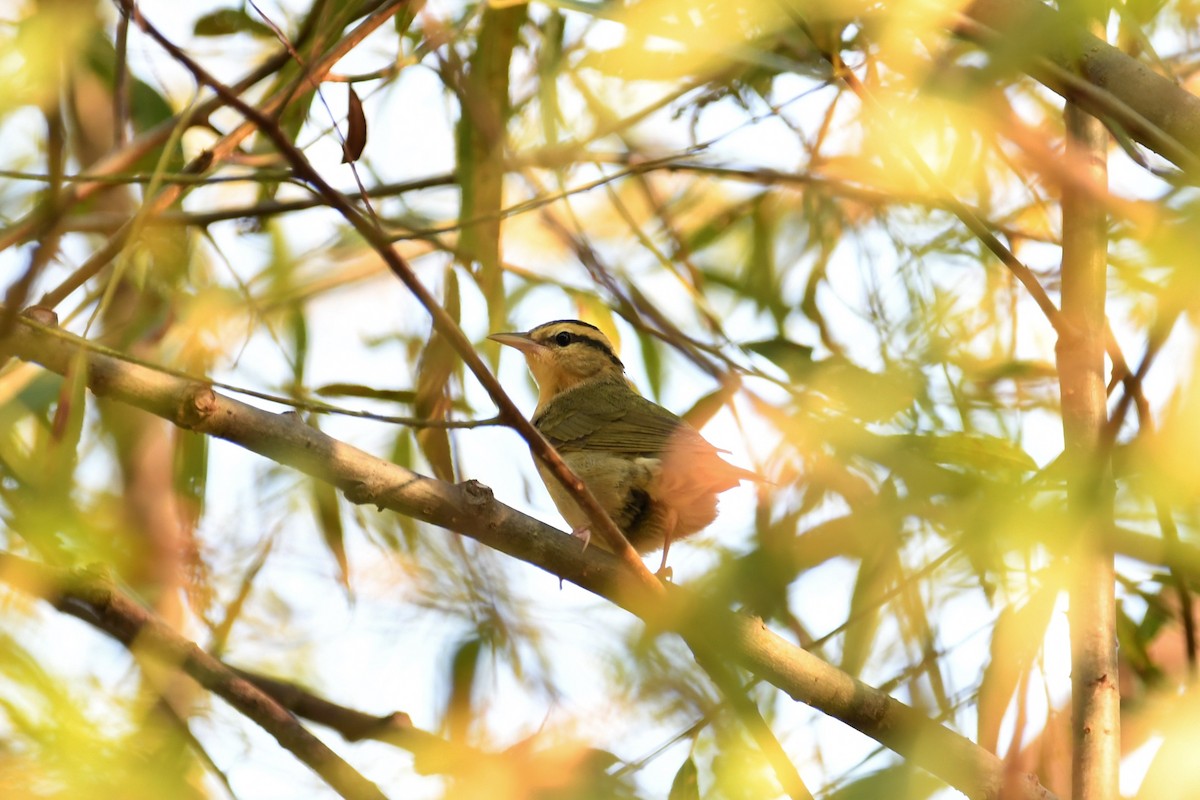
[655,508,679,581]
[656,538,672,580]
[571,525,592,551]
[561,526,590,590]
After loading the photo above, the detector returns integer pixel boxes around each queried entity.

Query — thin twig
[118,0,663,592]
[34,1,405,310]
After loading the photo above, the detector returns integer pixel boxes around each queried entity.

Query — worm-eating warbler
[490,320,759,569]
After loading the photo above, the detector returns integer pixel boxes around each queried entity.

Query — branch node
[178,384,218,429]
[344,710,415,741]
[21,306,59,326]
[342,478,378,507]
[459,479,493,508]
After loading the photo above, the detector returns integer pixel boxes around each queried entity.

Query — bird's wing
[536,385,715,457]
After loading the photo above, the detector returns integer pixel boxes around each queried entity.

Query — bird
[489,319,761,574]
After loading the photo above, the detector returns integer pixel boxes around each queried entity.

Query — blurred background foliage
[0,0,1198,797]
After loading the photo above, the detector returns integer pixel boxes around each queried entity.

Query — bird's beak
[488,331,544,355]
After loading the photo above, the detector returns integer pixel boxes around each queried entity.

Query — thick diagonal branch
[2,312,1055,800]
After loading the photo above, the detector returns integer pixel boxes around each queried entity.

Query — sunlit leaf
[1136,687,1200,799]
[977,578,1060,753]
[578,0,798,81]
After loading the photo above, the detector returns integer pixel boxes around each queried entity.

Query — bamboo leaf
[638,329,663,401]
[743,337,815,379]
[414,271,461,481]
[444,636,483,742]
[680,385,733,430]
[840,544,899,677]
[668,756,699,800]
[43,350,87,490]
[172,429,208,527]
[312,472,350,591]
[456,3,526,332]
[316,384,419,404]
[891,432,1038,474]
[977,579,1060,752]
[193,8,274,38]
[826,764,943,800]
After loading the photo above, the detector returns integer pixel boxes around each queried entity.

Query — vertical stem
[1058,13,1118,800]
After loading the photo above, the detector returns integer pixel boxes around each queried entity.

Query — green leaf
[1116,593,1168,690]
[395,0,426,39]
[748,341,920,422]
[414,271,461,481]
[312,474,349,591]
[456,3,526,332]
[193,8,275,38]
[288,305,308,391]
[638,330,663,401]
[668,756,699,800]
[743,337,815,379]
[82,30,180,171]
[316,384,418,404]
[537,10,566,146]
[43,350,88,490]
[746,196,786,322]
[16,371,63,417]
[173,429,208,525]
[680,385,733,431]
[840,543,899,677]
[827,764,943,800]
[444,636,484,742]
[894,432,1038,474]
[820,362,920,422]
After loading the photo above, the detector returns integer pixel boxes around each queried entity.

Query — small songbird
[490,319,760,572]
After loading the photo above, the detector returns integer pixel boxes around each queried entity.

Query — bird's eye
[554,331,572,347]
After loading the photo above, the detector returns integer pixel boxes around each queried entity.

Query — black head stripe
[574,334,624,368]
[538,319,602,334]
[531,320,624,368]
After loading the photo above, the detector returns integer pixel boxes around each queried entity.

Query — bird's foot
[571,525,592,551]
[655,529,674,581]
